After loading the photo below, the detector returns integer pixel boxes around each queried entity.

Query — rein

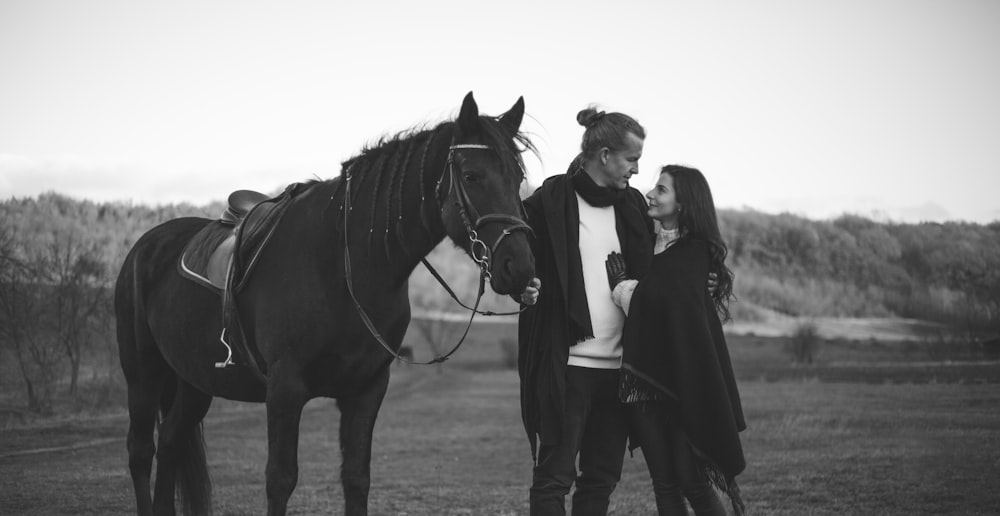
[343,141,530,365]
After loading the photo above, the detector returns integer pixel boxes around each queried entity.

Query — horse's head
[437,92,536,296]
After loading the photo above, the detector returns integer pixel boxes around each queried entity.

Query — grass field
[2,322,999,515]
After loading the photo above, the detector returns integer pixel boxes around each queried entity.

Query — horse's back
[124,217,212,271]
[116,217,210,368]
[116,217,210,325]
[117,216,210,305]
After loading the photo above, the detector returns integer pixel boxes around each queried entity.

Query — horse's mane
[314,115,536,261]
[341,116,536,185]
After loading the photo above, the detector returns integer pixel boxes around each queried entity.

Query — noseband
[436,143,533,283]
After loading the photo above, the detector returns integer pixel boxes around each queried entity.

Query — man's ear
[600,148,609,165]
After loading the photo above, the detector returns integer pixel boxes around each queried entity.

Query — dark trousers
[530,366,628,516]
[628,402,727,516]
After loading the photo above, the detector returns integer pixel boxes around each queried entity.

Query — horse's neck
[342,130,452,284]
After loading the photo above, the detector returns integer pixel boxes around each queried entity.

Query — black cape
[517,172,652,459]
[621,236,747,480]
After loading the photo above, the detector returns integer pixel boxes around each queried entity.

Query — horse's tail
[175,420,212,516]
[157,381,213,516]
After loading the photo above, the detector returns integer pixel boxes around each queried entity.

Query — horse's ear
[499,96,525,133]
[457,91,480,135]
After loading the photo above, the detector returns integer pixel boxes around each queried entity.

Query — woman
[605,165,746,516]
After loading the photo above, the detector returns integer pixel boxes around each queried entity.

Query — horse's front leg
[338,367,390,516]
[265,363,309,516]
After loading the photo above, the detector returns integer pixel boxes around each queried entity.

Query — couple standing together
[515,108,746,516]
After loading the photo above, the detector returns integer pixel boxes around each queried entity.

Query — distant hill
[2,192,997,337]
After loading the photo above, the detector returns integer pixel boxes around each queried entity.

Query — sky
[2,0,999,224]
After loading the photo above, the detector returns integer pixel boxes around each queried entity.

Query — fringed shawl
[620,236,747,515]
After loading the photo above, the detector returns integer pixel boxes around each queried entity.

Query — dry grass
[2,330,999,515]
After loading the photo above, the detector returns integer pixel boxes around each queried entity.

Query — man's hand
[708,272,719,293]
[605,252,629,290]
[520,277,541,306]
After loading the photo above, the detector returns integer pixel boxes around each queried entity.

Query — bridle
[431,143,533,282]
[343,141,533,365]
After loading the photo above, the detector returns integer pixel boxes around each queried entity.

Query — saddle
[179,190,272,292]
[178,185,304,378]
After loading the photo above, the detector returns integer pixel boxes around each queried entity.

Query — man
[517,107,653,516]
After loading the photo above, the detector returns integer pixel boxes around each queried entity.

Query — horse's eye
[463,171,479,182]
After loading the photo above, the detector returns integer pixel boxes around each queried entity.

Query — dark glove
[605,251,629,289]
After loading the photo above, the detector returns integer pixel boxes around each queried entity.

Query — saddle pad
[179,221,236,292]
[178,183,302,295]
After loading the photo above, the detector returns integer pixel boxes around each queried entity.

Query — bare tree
[0,223,62,412]
[43,230,109,394]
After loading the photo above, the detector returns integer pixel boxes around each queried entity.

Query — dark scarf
[565,159,652,342]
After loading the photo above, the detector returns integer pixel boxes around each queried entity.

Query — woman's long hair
[662,165,736,321]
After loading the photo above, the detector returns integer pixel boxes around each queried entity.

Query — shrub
[785,321,821,364]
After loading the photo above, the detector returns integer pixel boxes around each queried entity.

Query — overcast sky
[2,0,998,223]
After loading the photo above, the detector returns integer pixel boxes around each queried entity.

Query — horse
[115,92,536,516]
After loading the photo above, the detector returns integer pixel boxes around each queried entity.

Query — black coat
[517,173,651,458]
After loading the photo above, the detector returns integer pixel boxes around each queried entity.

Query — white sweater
[568,194,625,369]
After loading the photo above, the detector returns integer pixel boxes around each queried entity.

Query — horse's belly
[148,286,267,402]
[300,351,394,398]
[160,337,268,403]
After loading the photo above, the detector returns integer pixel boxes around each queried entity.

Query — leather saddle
[221,190,269,226]
[179,189,284,292]
[177,184,304,377]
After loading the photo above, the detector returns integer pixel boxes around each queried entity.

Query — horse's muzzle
[488,231,535,296]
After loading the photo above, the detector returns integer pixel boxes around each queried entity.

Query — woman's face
[646,171,679,224]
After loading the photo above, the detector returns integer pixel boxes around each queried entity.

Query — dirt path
[0,437,122,459]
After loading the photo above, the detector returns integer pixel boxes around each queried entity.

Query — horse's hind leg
[123,362,167,516]
[119,299,168,516]
[152,379,214,516]
[338,368,390,516]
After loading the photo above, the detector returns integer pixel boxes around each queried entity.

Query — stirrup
[215,328,235,368]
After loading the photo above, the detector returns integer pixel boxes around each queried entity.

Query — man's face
[596,132,644,190]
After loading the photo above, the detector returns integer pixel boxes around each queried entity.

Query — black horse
[115,93,536,515]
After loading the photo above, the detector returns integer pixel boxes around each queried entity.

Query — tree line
[719,210,999,332]
[0,193,220,412]
[1,192,997,411]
